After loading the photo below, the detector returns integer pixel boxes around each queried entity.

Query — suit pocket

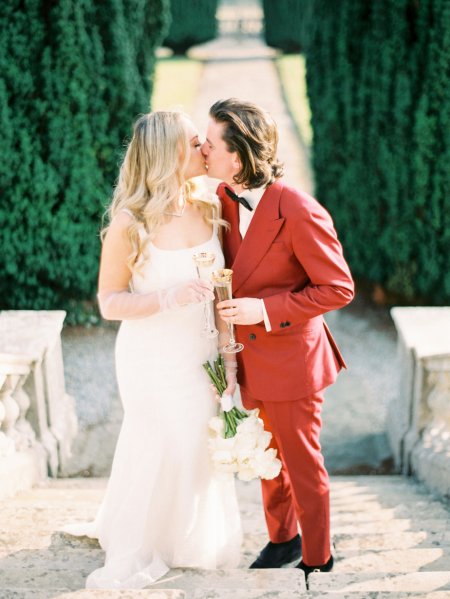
[323,321,347,368]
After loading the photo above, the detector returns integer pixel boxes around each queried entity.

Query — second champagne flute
[212,268,244,354]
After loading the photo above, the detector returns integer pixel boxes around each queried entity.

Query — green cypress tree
[164,0,218,54]
[35,0,106,305]
[263,0,312,52]
[304,0,450,303]
[411,0,450,301]
[0,0,49,307]
[0,0,171,319]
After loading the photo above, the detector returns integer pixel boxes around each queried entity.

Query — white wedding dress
[63,221,242,589]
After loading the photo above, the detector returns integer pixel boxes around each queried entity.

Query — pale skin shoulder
[98,211,134,294]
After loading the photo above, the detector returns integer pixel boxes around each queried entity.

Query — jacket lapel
[232,181,285,293]
[217,183,241,266]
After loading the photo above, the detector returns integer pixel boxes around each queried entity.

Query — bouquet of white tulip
[203,356,282,481]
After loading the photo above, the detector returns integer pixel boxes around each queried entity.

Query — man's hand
[217,297,264,325]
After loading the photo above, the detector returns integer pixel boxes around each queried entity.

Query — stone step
[334,531,450,551]
[2,475,450,596]
[4,504,449,539]
[331,497,449,516]
[3,591,450,599]
[0,546,104,571]
[241,528,450,558]
[9,474,437,496]
[0,534,101,559]
[240,540,450,573]
[0,592,185,599]
[0,568,306,594]
[331,519,450,536]
[3,496,448,530]
[331,502,449,520]
[4,481,449,522]
[331,476,437,491]
[309,571,450,594]
[191,591,450,599]
[330,505,450,523]
[331,549,450,573]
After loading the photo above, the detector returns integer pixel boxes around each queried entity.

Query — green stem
[203,362,225,394]
[218,361,227,388]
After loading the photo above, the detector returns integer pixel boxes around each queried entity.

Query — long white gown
[63,222,242,589]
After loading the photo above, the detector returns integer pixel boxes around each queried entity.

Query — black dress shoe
[250,534,302,568]
[297,555,334,577]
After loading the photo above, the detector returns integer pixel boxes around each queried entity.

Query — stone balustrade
[388,307,450,498]
[0,311,78,500]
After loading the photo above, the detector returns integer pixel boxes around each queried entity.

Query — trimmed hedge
[301,0,450,303]
[263,0,312,52]
[164,0,219,54]
[0,0,170,321]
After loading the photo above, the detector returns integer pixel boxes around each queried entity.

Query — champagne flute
[193,252,219,339]
[211,268,244,354]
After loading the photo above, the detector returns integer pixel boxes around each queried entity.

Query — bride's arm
[212,199,238,396]
[97,212,213,321]
[213,303,238,398]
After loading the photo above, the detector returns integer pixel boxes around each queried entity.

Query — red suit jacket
[218,180,355,402]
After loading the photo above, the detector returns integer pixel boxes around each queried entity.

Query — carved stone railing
[0,311,78,499]
[388,307,450,498]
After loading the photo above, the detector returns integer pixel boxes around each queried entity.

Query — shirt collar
[240,186,266,210]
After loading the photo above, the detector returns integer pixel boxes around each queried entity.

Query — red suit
[218,180,354,565]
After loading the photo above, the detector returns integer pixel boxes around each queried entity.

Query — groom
[202,99,354,575]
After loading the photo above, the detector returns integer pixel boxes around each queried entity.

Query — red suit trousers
[242,390,331,566]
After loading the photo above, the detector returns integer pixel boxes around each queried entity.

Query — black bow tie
[224,187,253,211]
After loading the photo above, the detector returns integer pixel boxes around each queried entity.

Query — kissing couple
[63,98,354,589]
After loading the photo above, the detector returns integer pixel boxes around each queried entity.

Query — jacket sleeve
[263,200,354,329]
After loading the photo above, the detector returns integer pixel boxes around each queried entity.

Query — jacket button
[249,333,256,340]
[285,321,291,327]
[280,322,285,328]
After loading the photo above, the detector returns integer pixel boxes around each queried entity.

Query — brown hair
[209,98,284,188]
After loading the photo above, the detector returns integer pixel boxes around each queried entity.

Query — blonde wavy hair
[102,110,224,271]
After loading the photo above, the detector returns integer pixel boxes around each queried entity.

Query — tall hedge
[263,0,312,52]
[164,0,219,54]
[0,0,170,321]
[303,0,450,303]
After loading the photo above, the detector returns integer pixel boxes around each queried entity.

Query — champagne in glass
[211,268,244,354]
[193,252,219,339]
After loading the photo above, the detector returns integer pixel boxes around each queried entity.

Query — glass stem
[227,322,236,345]
[203,301,209,333]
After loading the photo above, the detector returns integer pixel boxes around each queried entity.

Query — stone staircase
[1,476,450,598]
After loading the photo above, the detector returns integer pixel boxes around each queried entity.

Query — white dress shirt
[238,187,272,332]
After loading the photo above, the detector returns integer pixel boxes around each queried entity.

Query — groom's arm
[262,198,354,329]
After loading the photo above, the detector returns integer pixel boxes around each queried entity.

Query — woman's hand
[210,360,238,403]
[160,279,214,310]
[223,361,238,398]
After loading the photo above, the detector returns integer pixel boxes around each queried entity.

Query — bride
[63,111,242,588]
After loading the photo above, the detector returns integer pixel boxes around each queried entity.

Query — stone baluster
[0,371,20,437]
[410,354,450,497]
[0,372,16,458]
[388,307,450,499]
[0,310,78,499]
[0,356,47,499]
